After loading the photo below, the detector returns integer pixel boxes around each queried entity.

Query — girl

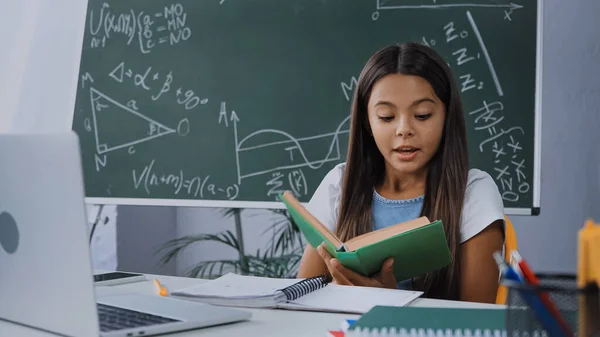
[297,42,505,303]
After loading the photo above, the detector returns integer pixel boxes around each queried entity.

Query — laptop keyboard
[97,303,181,332]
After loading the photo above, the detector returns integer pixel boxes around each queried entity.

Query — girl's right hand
[317,243,397,289]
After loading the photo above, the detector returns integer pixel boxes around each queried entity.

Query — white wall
[116,206,177,275]
[87,204,118,270]
[0,1,38,131]
[0,0,118,270]
[9,1,84,132]
[175,207,239,276]
[509,0,600,273]
[116,206,278,277]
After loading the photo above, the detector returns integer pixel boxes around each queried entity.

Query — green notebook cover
[279,192,452,282]
[347,306,507,334]
[346,305,578,336]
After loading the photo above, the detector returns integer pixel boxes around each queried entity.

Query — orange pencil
[154,279,168,297]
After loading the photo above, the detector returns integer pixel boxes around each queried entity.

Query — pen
[494,252,566,337]
[154,279,168,297]
[511,251,573,337]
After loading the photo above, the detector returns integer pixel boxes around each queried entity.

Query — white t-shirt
[306,163,505,243]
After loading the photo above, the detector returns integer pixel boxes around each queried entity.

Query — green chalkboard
[71,0,541,214]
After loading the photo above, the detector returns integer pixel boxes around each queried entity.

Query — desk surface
[1,273,503,337]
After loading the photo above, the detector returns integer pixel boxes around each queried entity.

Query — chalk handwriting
[177,118,190,136]
[341,76,358,101]
[421,36,437,47]
[107,61,208,110]
[266,172,286,198]
[218,102,229,127]
[453,48,479,66]
[95,154,107,172]
[459,74,484,93]
[88,2,192,54]
[443,21,469,43]
[288,169,308,197]
[468,100,528,203]
[132,159,239,200]
[266,170,308,200]
[81,72,95,89]
[440,20,486,93]
[84,118,92,132]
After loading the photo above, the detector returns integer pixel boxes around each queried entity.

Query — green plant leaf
[261,209,304,258]
[156,204,306,280]
[183,253,303,279]
[155,230,242,266]
[220,208,242,219]
[186,259,241,279]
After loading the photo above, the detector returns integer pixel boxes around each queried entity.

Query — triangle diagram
[108,61,124,83]
[89,87,175,154]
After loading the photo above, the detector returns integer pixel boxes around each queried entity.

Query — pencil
[154,279,169,296]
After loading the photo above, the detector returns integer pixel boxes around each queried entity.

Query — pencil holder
[501,273,600,337]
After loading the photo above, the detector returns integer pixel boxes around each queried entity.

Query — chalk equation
[88,2,191,54]
[108,61,208,110]
[469,101,528,203]
[420,10,503,97]
[133,159,240,200]
[266,170,308,200]
[429,10,529,203]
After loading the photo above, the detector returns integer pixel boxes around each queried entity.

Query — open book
[279,191,452,282]
[170,273,423,314]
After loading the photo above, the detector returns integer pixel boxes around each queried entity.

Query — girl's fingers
[317,244,352,285]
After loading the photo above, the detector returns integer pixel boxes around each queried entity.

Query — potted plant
[156,207,305,279]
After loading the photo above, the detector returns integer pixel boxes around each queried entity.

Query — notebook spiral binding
[279,274,329,301]
[347,327,509,337]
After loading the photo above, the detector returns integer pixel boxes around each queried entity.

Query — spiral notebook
[170,273,423,314]
[345,306,504,336]
[344,305,558,337]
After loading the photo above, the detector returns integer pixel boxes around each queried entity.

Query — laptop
[0,132,252,337]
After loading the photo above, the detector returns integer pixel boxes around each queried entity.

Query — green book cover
[279,191,452,282]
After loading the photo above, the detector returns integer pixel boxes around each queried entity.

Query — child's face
[367,73,446,178]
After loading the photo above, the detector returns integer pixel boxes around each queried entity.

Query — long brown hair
[335,42,469,300]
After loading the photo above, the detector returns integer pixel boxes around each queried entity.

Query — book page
[172,273,300,298]
[345,217,431,251]
[289,284,423,314]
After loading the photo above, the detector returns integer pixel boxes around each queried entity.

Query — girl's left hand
[316,243,397,289]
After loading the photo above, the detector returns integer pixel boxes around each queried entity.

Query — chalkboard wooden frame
[72,0,543,215]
